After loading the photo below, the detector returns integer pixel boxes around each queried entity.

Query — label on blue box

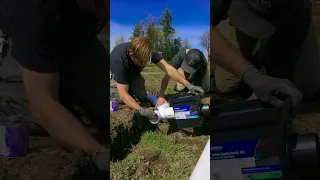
[211,138,282,180]
[173,105,198,120]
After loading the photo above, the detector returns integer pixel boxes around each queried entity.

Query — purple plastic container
[110,100,119,112]
[0,122,29,158]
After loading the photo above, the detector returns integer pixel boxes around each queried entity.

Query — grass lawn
[142,64,211,95]
[110,131,207,180]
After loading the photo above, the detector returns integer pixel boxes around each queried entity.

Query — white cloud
[110,20,209,60]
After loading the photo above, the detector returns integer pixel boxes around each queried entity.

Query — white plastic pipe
[150,103,175,124]
[189,138,210,180]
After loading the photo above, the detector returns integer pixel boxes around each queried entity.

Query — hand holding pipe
[150,103,175,124]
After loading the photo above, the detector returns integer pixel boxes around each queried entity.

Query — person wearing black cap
[210,0,320,107]
[156,49,209,107]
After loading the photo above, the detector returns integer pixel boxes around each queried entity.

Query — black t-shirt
[0,0,107,73]
[110,42,163,85]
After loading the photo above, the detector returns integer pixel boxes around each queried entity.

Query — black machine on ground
[210,98,320,180]
[152,94,210,129]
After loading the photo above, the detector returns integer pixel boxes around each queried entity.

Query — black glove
[138,107,157,121]
[92,145,110,173]
[241,66,303,107]
[185,83,205,96]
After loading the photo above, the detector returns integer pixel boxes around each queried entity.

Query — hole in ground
[110,109,158,161]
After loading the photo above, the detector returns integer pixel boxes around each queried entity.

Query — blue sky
[110,0,210,59]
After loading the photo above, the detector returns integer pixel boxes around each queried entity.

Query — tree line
[113,7,210,62]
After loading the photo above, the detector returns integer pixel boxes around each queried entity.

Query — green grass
[110,131,199,180]
[142,65,210,95]
[143,74,175,95]
[142,67,164,73]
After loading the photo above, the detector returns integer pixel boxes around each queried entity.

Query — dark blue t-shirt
[110,42,163,85]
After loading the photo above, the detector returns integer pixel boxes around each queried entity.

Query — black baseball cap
[181,49,203,74]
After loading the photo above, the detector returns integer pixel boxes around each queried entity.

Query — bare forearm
[32,101,100,153]
[159,74,170,98]
[211,26,251,76]
[167,67,189,86]
[120,93,142,110]
[235,29,258,62]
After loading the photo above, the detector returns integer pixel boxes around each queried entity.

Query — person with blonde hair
[110,37,205,121]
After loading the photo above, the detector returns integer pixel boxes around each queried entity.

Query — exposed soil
[0,136,107,180]
[110,103,158,160]
[129,133,208,180]
[132,145,169,179]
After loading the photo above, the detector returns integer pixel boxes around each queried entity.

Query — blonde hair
[129,37,152,67]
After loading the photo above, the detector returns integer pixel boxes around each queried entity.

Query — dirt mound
[110,104,137,140]
[0,136,106,180]
[110,104,157,160]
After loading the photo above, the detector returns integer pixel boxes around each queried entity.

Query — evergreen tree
[182,38,192,49]
[129,20,144,40]
[159,7,176,60]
